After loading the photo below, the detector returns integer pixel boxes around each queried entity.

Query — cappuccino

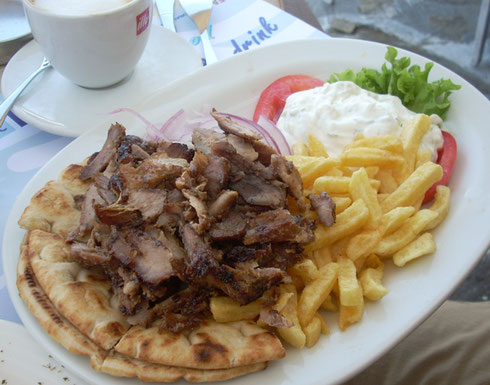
[29,0,134,16]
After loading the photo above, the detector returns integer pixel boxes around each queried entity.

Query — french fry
[292,141,310,156]
[349,168,382,230]
[375,209,438,257]
[393,232,436,267]
[363,253,385,272]
[316,313,330,334]
[365,166,380,178]
[314,175,380,195]
[346,230,382,261]
[286,156,339,187]
[359,268,389,300]
[339,298,364,331]
[345,135,404,153]
[275,286,306,349]
[380,162,443,213]
[298,263,339,327]
[325,167,345,177]
[303,315,323,348]
[310,247,333,268]
[305,199,369,252]
[289,259,319,285]
[376,169,399,194]
[401,114,431,173]
[340,147,406,169]
[331,237,351,260]
[332,196,352,214]
[338,257,363,306]
[320,294,338,312]
[210,297,261,322]
[416,149,433,169]
[381,206,416,235]
[308,134,329,157]
[425,185,451,230]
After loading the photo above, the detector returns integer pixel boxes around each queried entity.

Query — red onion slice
[257,115,292,155]
[108,107,292,156]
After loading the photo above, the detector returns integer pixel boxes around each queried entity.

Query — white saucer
[0,1,31,44]
[0,26,202,137]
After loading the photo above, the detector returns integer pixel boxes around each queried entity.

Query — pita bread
[18,180,81,238]
[17,230,269,382]
[100,351,267,382]
[17,234,107,365]
[115,321,285,370]
[25,229,129,350]
[57,162,92,197]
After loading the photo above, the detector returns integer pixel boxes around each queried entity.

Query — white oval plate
[0,25,202,137]
[3,38,490,385]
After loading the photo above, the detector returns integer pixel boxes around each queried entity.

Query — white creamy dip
[277,81,444,160]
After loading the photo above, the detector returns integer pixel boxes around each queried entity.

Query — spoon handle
[0,58,51,129]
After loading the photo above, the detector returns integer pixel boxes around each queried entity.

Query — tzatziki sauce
[277,81,444,160]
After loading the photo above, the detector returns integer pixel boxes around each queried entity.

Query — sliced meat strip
[157,141,194,162]
[117,134,156,164]
[70,242,110,266]
[95,204,143,226]
[94,174,118,205]
[209,211,247,241]
[227,134,258,162]
[80,123,125,180]
[208,190,238,218]
[251,140,277,166]
[209,262,284,305]
[231,174,287,208]
[308,192,336,227]
[264,242,303,270]
[202,155,230,199]
[271,154,306,212]
[243,209,314,245]
[79,184,106,236]
[192,128,228,155]
[118,155,187,190]
[259,308,293,328]
[211,140,276,181]
[210,109,263,141]
[224,244,270,264]
[181,189,210,232]
[127,231,176,286]
[127,189,166,221]
[180,224,221,279]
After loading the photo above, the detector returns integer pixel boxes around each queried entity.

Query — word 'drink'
[231,17,279,53]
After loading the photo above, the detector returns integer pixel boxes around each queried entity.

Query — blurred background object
[307,0,490,99]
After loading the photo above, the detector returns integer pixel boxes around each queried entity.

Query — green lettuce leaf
[329,46,461,119]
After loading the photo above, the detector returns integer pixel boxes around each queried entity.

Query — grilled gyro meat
[66,110,315,332]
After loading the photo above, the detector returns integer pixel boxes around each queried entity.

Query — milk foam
[30,0,134,16]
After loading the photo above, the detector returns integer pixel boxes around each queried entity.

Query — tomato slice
[423,130,457,204]
[253,75,324,123]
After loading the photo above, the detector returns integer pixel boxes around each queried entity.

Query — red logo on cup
[136,7,150,35]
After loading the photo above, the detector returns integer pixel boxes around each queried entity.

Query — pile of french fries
[210,114,451,349]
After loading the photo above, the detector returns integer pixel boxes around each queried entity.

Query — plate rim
[3,36,490,385]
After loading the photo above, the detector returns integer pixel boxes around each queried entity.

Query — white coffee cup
[22,0,153,88]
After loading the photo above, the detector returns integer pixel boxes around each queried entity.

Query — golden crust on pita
[114,321,285,370]
[58,162,92,197]
[18,180,81,237]
[100,351,267,383]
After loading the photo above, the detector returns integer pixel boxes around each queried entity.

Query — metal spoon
[0,57,51,129]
